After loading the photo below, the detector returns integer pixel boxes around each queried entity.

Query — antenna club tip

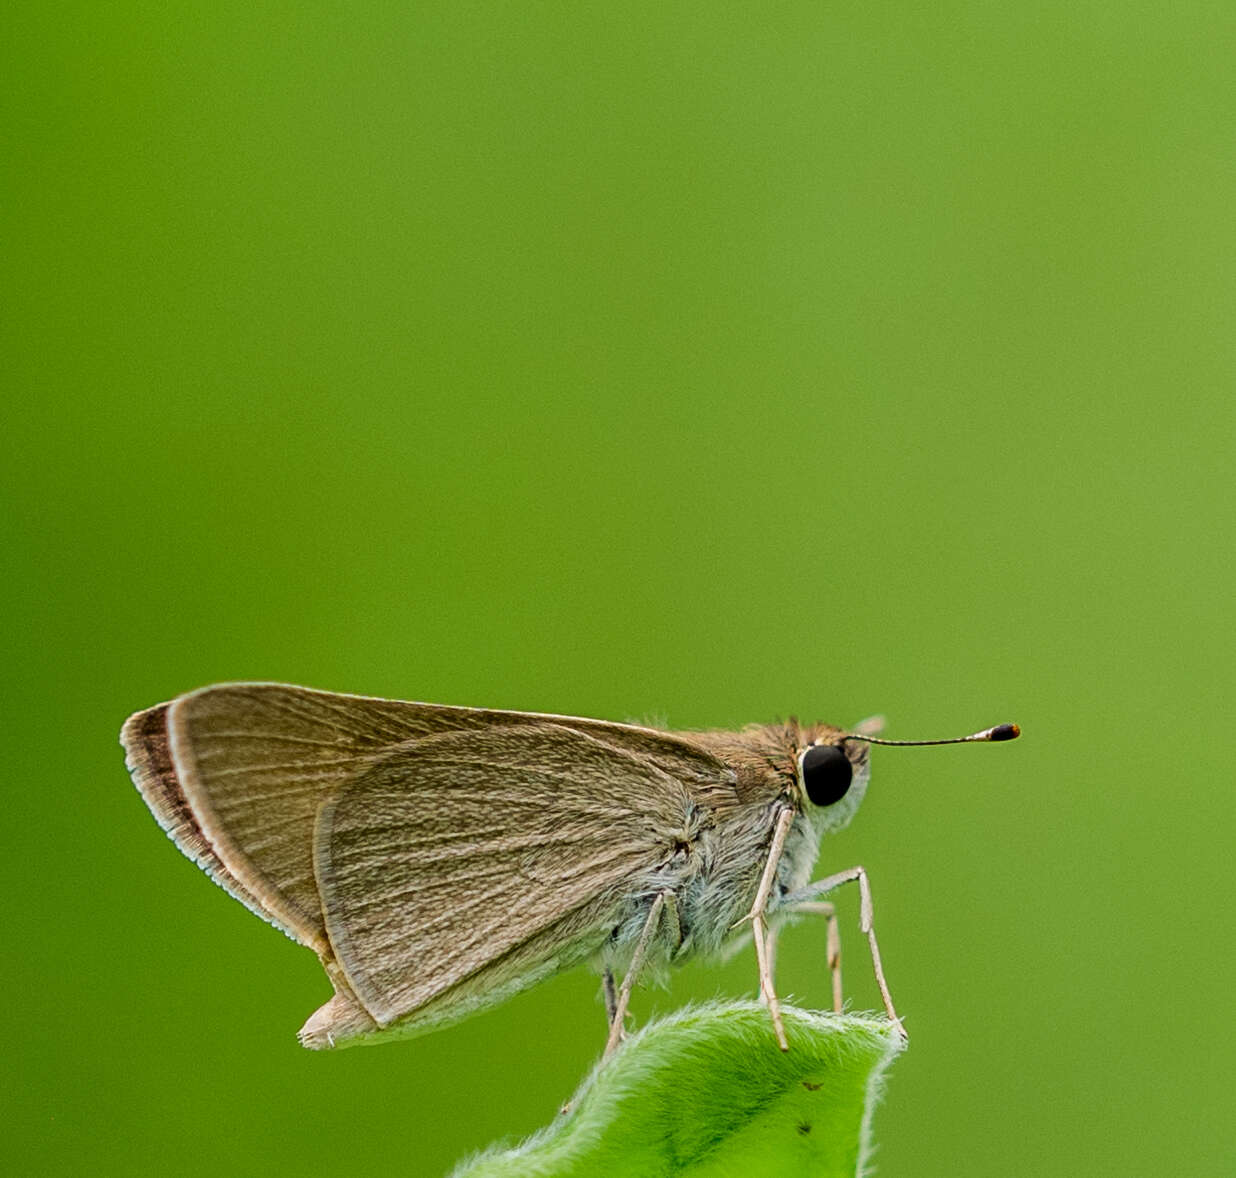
[990,723,1020,741]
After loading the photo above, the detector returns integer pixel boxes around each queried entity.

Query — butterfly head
[795,729,872,834]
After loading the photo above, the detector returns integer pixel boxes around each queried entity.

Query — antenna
[844,723,1020,747]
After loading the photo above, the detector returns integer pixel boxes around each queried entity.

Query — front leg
[783,865,906,1038]
[740,806,796,1051]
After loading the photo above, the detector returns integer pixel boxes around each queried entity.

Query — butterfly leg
[742,806,796,1051]
[783,865,905,1038]
[768,901,843,1013]
[602,968,619,1028]
[565,968,629,1115]
[604,890,671,1059]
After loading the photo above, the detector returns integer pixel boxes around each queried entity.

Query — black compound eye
[801,744,852,807]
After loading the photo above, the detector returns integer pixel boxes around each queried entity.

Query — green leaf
[450,1003,904,1178]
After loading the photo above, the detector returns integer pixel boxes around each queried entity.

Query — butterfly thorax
[598,721,824,977]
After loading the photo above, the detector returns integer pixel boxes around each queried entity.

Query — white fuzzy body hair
[598,754,870,980]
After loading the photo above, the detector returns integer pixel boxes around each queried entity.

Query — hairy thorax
[597,720,821,978]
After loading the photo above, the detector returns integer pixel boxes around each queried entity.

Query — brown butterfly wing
[124,683,602,953]
[122,682,735,979]
[315,722,732,1029]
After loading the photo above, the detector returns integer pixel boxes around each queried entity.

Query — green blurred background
[4,3,1233,1175]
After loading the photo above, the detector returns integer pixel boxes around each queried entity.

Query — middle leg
[767,900,843,1013]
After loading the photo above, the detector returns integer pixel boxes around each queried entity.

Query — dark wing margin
[121,701,296,940]
[314,723,732,1028]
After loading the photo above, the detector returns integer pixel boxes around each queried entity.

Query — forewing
[315,723,731,1026]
